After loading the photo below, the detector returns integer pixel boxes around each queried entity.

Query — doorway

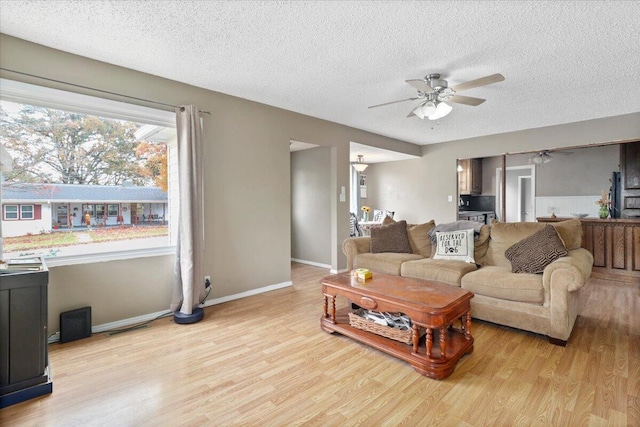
[496,165,536,222]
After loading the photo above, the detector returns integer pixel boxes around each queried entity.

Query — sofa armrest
[542,248,594,293]
[342,237,371,271]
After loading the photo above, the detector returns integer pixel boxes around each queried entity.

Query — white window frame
[20,204,34,220]
[0,78,178,267]
[3,205,18,220]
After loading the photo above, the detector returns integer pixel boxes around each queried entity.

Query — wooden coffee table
[320,272,474,379]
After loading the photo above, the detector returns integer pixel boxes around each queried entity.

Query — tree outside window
[1,97,174,260]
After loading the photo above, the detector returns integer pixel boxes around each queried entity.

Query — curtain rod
[0,67,212,115]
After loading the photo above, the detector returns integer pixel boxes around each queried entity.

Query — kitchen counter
[458,210,496,225]
[458,210,495,215]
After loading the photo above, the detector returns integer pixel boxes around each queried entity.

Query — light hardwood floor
[1,262,638,426]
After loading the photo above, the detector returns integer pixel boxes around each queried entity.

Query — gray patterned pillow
[505,225,568,274]
[370,220,412,254]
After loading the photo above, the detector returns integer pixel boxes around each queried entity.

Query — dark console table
[0,261,51,408]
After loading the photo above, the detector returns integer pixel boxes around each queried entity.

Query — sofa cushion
[461,266,544,303]
[406,221,436,257]
[483,219,583,268]
[483,222,547,268]
[550,219,582,250]
[505,225,568,273]
[433,229,475,263]
[356,252,424,275]
[370,220,412,254]
[401,258,477,287]
[473,225,492,265]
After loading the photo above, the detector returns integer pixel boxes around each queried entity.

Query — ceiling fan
[368,73,504,120]
[529,150,573,164]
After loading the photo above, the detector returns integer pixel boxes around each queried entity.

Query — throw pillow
[505,225,568,274]
[433,229,475,263]
[406,221,436,257]
[378,217,435,257]
[370,220,412,254]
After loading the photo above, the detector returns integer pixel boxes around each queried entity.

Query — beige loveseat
[342,219,593,345]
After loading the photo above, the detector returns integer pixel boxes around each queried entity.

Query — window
[95,204,105,218]
[4,205,18,220]
[20,204,34,219]
[107,204,119,217]
[0,79,178,265]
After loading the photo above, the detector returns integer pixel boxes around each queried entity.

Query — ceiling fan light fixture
[352,154,368,172]
[413,101,437,120]
[428,101,453,120]
[532,151,553,164]
[412,103,426,119]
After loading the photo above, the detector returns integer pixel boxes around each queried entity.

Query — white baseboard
[330,268,349,274]
[47,280,293,344]
[291,258,331,269]
[201,280,292,307]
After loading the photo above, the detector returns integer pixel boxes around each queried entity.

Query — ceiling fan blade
[452,73,505,92]
[405,79,435,93]
[449,95,486,106]
[368,97,419,109]
[406,110,417,118]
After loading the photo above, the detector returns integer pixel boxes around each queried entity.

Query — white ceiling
[1,1,639,149]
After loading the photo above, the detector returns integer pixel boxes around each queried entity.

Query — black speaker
[60,307,92,343]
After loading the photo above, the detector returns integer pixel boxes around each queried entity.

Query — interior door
[519,176,534,222]
[497,165,536,222]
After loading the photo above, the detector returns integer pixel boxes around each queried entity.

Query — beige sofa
[342,219,593,345]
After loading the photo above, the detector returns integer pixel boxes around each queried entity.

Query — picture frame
[360,174,367,198]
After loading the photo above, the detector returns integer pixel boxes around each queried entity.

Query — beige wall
[369,114,640,225]
[480,144,620,196]
[291,147,331,265]
[0,34,417,330]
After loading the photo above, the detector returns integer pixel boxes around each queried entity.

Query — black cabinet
[0,264,51,408]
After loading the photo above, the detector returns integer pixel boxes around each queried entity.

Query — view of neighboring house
[1,182,168,237]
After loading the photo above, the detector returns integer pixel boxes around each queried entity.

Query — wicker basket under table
[348,309,423,345]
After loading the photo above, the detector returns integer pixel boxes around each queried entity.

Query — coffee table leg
[465,311,472,340]
[426,328,433,358]
[412,324,420,353]
[323,295,328,318]
[330,295,336,323]
[440,327,447,360]
[322,295,337,323]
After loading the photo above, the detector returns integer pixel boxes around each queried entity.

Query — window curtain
[170,105,206,314]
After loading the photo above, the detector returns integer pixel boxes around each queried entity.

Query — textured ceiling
[1,1,639,147]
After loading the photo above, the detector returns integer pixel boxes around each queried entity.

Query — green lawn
[3,226,169,252]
